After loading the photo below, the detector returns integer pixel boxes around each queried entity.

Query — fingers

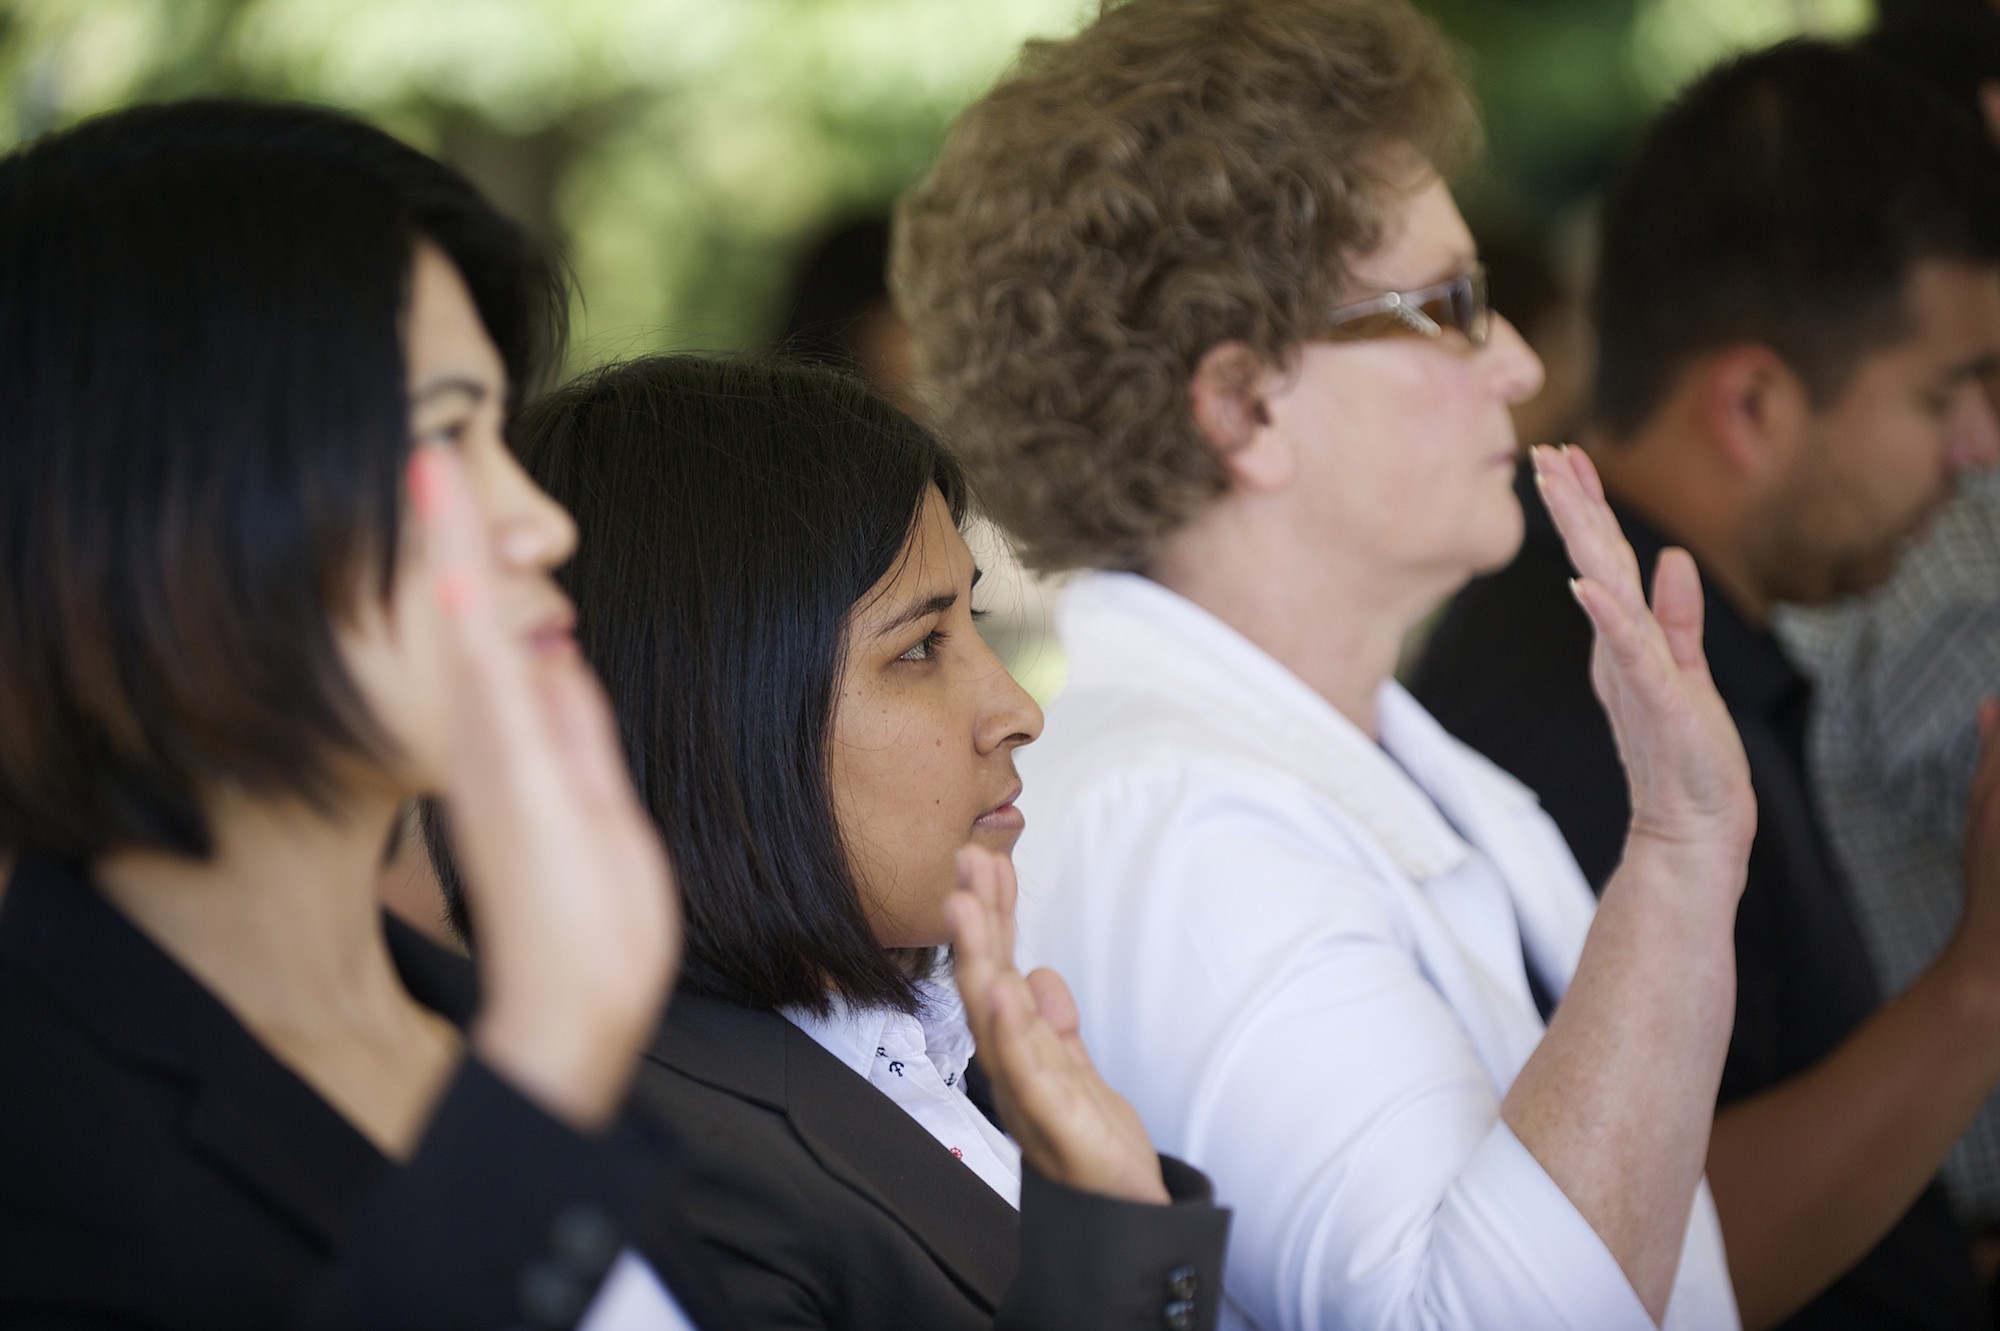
[1560,438,1609,505]
[990,849,1019,972]
[538,655,638,813]
[948,847,1010,1047]
[414,446,517,698]
[982,964,1072,1128]
[1025,967,1082,1041]
[411,447,558,852]
[1969,698,2000,819]
[1649,549,1714,685]
[1532,446,1646,623]
[1962,698,2000,888]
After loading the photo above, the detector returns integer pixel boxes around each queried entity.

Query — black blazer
[636,991,1232,1331]
[1411,468,1986,1330]
[0,853,739,1331]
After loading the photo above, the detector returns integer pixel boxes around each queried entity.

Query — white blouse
[1012,570,1738,1331]
[785,975,1022,1207]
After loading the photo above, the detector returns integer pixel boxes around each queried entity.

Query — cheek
[1307,361,1516,551]
[828,691,972,946]
[338,575,454,792]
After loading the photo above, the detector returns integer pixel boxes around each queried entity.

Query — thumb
[1650,548,1709,678]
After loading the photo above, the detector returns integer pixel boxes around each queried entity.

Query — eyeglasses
[1314,265,1490,349]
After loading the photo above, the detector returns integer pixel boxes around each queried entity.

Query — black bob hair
[466,355,971,1016]
[1593,39,2000,438]
[0,98,566,860]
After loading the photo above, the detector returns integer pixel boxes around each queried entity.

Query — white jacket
[1014,571,1738,1331]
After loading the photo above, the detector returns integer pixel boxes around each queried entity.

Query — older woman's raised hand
[1531,444,1756,881]
[946,845,1170,1205]
[413,443,680,1133]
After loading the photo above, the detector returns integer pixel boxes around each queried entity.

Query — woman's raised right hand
[413,444,680,1132]
[1532,444,1756,887]
[946,845,1170,1205]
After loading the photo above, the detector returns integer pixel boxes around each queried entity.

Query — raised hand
[1949,701,2000,975]
[411,443,680,1132]
[1532,444,1755,875]
[945,845,1170,1205]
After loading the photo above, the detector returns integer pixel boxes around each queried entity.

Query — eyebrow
[409,376,491,409]
[1943,351,2000,384]
[870,567,985,639]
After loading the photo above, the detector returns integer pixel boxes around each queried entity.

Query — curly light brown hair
[892,0,1476,572]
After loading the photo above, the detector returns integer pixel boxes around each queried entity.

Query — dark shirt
[1411,465,1985,1330]
[0,852,737,1331]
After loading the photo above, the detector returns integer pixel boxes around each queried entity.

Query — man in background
[1413,41,2000,1328]
[1770,0,2000,1244]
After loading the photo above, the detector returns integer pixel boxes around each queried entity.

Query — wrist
[1052,1157,1172,1206]
[473,996,656,1133]
[1930,938,2000,1032]
[1611,825,1749,925]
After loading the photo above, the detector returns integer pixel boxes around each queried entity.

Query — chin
[1464,492,1527,577]
[965,824,1023,857]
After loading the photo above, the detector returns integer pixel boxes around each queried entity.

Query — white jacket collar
[1058,570,1540,884]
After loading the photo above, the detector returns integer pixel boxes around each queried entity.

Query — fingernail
[408,449,442,521]
[1567,577,1583,603]
[438,569,474,616]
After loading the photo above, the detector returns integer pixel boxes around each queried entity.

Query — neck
[1144,494,1454,737]
[1585,429,1772,629]
[95,788,409,1041]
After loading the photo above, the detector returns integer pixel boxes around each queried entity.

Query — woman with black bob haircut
[494,353,1232,1331]
[0,100,724,1329]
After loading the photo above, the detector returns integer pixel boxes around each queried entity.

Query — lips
[974,782,1026,834]
[524,601,579,659]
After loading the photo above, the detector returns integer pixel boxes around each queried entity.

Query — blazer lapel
[649,993,1018,1309]
[2,856,394,1254]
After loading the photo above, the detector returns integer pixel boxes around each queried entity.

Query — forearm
[1503,836,1741,1322]
[1707,947,2000,1329]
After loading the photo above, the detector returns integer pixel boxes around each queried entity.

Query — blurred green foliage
[0,0,1873,363]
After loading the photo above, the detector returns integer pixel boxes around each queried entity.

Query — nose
[972,636,1045,756]
[491,446,580,571]
[1948,377,2000,474]
[1485,313,1546,408]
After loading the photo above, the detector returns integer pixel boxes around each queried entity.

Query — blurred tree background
[0,0,1877,367]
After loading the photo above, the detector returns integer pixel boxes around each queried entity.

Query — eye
[414,417,473,450]
[899,628,948,663]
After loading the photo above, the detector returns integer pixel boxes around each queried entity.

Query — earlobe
[1701,345,1806,481]
[1188,341,1291,491]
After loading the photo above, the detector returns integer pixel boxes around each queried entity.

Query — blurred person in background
[769,210,1066,701]
[0,99,719,1330]
[772,215,921,417]
[1763,0,2000,1258]
[487,353,1232,1331]
[897,1,1757,1327]
[1414,41,2000,1329]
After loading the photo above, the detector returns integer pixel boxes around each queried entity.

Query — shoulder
[0,961,240,1318]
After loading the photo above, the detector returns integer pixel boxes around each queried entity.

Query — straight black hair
[499,355,969,1016]
[0,99,565,859]
[1593,40,2000,438]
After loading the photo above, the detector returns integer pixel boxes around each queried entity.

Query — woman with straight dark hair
[502,354,1232,1331]
[0,100,724,1329]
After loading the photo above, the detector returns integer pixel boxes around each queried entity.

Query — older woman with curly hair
[894,2,1754,1328]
